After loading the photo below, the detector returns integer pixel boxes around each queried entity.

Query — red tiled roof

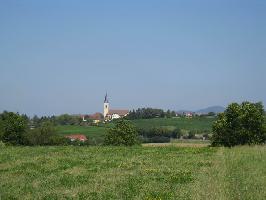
[88,112,103,120]
[65,134,88,141]
[108,109,129,116]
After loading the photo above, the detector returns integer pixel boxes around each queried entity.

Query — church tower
[103,93,109,119]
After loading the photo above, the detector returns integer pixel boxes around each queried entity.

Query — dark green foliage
[141,136,170,143]
[0,111,28,145]
[55,114,82,125]
[208,112,216,116]
[171,128,182,138]
[166,109,171,118]
[138,127,169,138]
[212,102,266,147]
[188,130,197,139]
[25,122,67,145]
[138,127,182,143]
[104,119,139,146]
[126,108,165,119]
[127,108,178,120]
[31,114,82,127]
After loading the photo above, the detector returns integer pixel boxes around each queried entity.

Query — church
[103,93,129,120]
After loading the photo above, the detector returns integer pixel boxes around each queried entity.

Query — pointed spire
[104,92,109,103]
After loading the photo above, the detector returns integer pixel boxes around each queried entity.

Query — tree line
[0,112,88,146]
[1,101,265,147]
[126,108,176,120]
[105,101,266,146]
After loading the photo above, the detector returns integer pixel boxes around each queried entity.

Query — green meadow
[130,117,215,131]
[55,125,107,144]
[55,117,215,143]
[0,145,265,200]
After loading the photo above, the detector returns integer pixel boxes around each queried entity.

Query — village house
[65,134,88,142]
[80,112,103,124]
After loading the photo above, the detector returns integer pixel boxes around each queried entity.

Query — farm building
[65,134,88,142]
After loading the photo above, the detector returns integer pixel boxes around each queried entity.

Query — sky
[0,0,265,116]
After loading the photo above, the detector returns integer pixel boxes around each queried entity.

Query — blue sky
[0,0,265,116]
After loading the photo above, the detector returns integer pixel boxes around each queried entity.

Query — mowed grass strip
[0,145,265,200]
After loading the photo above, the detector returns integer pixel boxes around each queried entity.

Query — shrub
[140,136,170,143]
[0,111,28,145]
[202,133,209,140]
[171,128,182,139]
[24,122,66,145]
[188,130,197,139]
[138,127,182,143]
[212,102,266,147]
[104,119,139,146]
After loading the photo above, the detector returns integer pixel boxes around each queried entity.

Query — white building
[103,93,129,120]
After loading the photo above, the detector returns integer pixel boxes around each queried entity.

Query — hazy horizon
[1,0,265,116]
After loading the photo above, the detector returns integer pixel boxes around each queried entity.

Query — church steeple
[104,93,109,103]
[103,93,109,119]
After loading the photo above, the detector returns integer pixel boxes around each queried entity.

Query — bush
[104,119,139,146]
[138,127,182,143]
[141,136,170,143]
[212,102,266,147]
[171,128,182,139]
[188,130,197,139]
[24,122,66,145]
[0,111,28,145]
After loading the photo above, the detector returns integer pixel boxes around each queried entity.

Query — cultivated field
[0,145,265,200]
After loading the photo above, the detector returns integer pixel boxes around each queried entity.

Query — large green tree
[104,119,139,146]
[212,102,266,147]
[24,121,62,145]
[0,111,28,145]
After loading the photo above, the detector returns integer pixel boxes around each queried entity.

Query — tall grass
[0,145,265,199]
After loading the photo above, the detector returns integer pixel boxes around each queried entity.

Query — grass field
[0,145,265,200]
[55,117,215,143]
[56,125,107,144]
[130,117,215,131]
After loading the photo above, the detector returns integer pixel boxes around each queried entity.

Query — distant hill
[196,106,225,114]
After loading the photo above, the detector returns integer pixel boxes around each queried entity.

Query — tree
[25,121,59,145]
[104,119,139,146]
[126,108,166,119]
[172,128,182,138]
[188,130,196,139]
[166,110,171,118]
[171,111,176,117]
[212,102,266,147]
[0,111,28,145]
[208,112,215,116]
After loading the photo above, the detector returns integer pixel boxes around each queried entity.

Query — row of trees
[105,123,210,145]
[0,111,71,145]
[126,108,176,120]
[138,127,181,143]
[1,101,265,147]
[31,114,83,127]
[105,101,266,146]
